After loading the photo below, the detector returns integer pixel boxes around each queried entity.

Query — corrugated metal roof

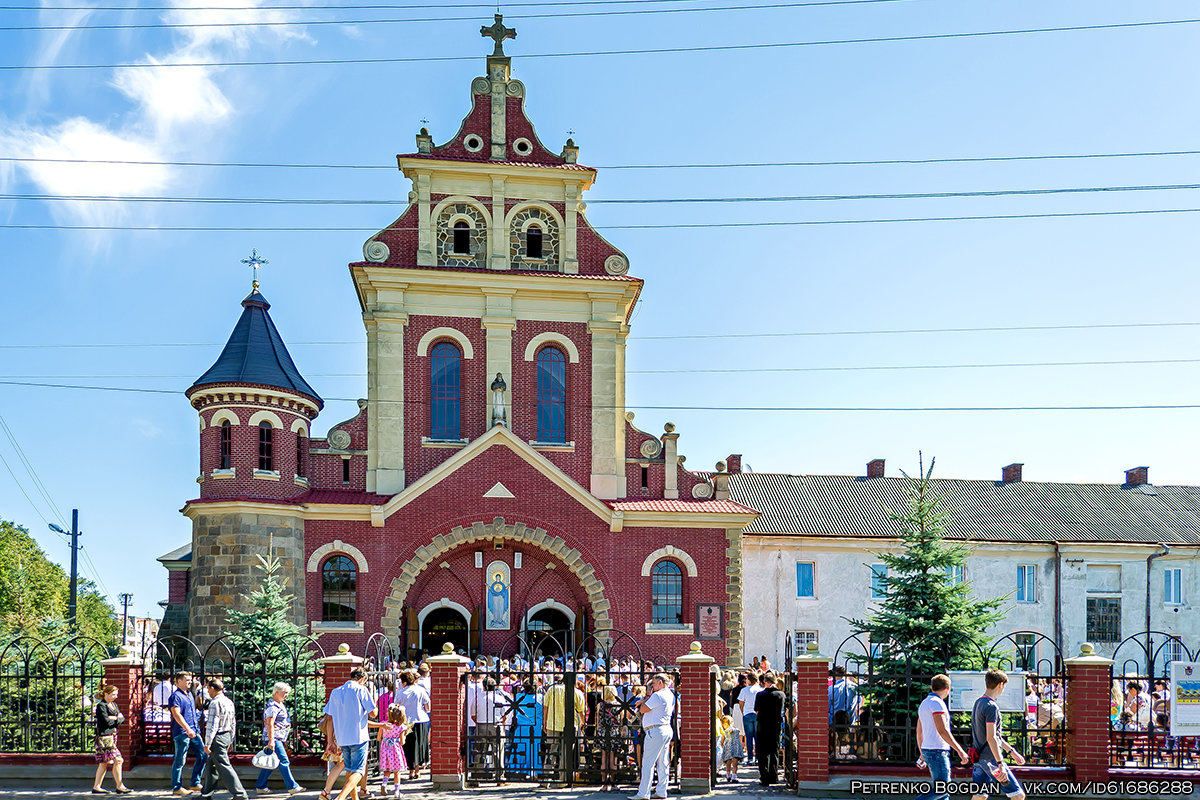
[609,499,757,514]
[731,473,1200,544]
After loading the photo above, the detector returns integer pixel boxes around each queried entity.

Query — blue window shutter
[796,562,814,597]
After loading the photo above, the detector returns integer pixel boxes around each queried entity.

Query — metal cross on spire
[480,14,516,57]
[241,248,268,290]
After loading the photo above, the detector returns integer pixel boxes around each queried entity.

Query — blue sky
[1,0,1198,620]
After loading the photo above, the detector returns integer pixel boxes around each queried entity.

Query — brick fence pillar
[320,643,363,703]
[101,650,145,768]
[1064,642,1114,784]
[678,641,715,795]
[794,641,832,785]
[428,642,469,791]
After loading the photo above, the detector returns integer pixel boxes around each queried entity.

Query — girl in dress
[377,706,408,797]
[719,713,744,783]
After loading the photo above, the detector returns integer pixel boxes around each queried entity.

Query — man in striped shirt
[199,678,247,800]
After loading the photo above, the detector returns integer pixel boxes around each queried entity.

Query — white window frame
[870,563,888,600]
[1165,567,1183,606]
[945,564,965,585]
[796,561,816,599]
[794,630,819,648]
[1017,564,1037,603]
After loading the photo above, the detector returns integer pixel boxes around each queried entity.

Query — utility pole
[118,593,133,648]
[49,509,80,630]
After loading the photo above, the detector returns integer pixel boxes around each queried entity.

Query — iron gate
[782,631,796,788]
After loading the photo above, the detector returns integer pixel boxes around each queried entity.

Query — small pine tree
[226,554,309,643]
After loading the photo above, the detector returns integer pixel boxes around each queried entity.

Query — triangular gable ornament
[483,481,515,499]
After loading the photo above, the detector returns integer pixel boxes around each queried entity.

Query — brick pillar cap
[1063,642,1115,666]
[101,649,140,667]
[427,641,470,665]
[319,642,363,666]
[796,641,833,662]
[677,641,715,664]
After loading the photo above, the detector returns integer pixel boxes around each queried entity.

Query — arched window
[526,224,543,259]
[257,421,273,471]
[536,346,566,443]
[452,220,471,254]
[430,341,462,440]
[651,560,683,625]
[321,556,357,622]
[219,420,232,470]
[296,436,304,478]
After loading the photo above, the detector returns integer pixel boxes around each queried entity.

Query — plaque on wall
[696,603,724,640]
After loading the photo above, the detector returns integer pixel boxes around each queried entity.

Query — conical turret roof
[187,289,323,407]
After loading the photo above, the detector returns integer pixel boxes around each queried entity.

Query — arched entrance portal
[524,606,573,657]
[422,607,469,655]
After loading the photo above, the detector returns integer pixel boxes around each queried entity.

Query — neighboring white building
[735,461,1200,673]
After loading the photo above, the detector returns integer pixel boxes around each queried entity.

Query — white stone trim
[431,196,491,229]
[523,332,580,364]
[446,213,478,230]
[290,418,309,436]
[415,327,475,359]
[311,621,364,634]
[248,409,285,428]
[307,539,370,574]
[504,201,565,233]
[644,623,695,635]
[209,409,240,427]
[417,598,472,649]
[522,599,576,631]
[254,470,281,481]
[211,468,235,479]
[641,545,699,578]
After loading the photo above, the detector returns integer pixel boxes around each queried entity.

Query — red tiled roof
[607,499,759,514]
[396,153,595,171]
[348,261,640,281]
[301,489,392,505]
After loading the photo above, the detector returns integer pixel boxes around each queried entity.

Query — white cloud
[132,418,166,439]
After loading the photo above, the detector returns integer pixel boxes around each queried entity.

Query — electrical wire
[5,207,1200,230]
[6,148,1200,171]
[0,0,864,11]
[0,412,68,527]
[4,18,1198,70]
[0,379,1197,412]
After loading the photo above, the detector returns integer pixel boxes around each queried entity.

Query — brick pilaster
[320,643,363,703]
[1064,643,1114,784]
[678,641,715,795]
[428,643,469,791]
[794,642,832,785]
[101,651,145,768]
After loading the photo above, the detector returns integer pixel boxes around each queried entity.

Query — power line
[5,207,1200,230]
[0,1,912,31]
[0,412,68,527]
[6,148,1200,171]
[4,18,1198,70]
[0,0,843,10]
[2,320,1195,350]
[1,379,1198,412]
[8,181,1200,206]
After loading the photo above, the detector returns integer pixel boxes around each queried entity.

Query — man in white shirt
[469,677,511,772]
[738,673,763,765]
[915,674,968,800]
[633,673,675,800]
[320,667,376,800]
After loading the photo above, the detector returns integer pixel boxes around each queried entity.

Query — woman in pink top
[377,679,396,722]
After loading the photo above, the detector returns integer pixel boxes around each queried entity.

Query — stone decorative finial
[481,14,516,58]
[716,460,727,473]
[807,641,820,653]
[664,422,675,433]
[442,642,455,654]
[689,641,702,654]
[1079,642,1095,656]
[241,248,268,290]
[337,643,350,655]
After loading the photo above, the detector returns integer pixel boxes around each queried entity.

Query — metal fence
[829,630,1070,768]
[1109,632,1198,770]
[0,636,109,754]
[139,633,327,758]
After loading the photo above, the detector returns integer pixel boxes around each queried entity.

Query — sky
[1,0,1199,622]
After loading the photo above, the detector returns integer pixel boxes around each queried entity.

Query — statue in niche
[491,373,507,427]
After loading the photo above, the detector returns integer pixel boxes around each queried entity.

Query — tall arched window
[219,420,232,469]
[257,421,273,471]
[321,555,357,622]
[296,436,304,478]
[536,346,566,443]
[452,220,471,254]
[526,224,543,259]
[651,560,683,624]
[430,341,462,440]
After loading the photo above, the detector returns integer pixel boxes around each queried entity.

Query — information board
[947,671,1027,713]
[1169,661,1200,738]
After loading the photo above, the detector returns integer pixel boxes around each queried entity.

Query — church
[159,17,758,665]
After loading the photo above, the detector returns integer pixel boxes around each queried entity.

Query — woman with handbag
[254,682,305,795]
[93,684,131,794]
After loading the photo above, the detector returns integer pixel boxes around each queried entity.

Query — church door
[422,607,469,655]
[525,607,572,658]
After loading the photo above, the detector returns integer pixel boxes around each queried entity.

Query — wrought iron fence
[828,630,1070,768]
[1109,632,1198,771]
[0,636,109,754]
[139,633,326,758]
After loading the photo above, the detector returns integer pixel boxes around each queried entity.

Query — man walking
[321,666,377,800]
[753,674,786,786]
[198,678,247,800]
[737,672,761,765]
[168,672,207,795]
[915,674,969,800]
[970,669,1026,800]
[632,673,675,800]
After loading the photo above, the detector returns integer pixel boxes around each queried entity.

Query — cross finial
[241,248,268,290]
[481,14,516,58]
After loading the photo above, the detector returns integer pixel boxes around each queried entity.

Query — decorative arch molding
[209,409,240,427]
[290,418,309,436]
[248,409,285,429]
[381,516,612,641]
[307,540,370,574]
[431,195,492,228]
[503,200,565,232]
[417,598,472,633]
[523,599,577,628]
[523,332,580,364]
[416,327,475,359]
[640,545,698,578]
